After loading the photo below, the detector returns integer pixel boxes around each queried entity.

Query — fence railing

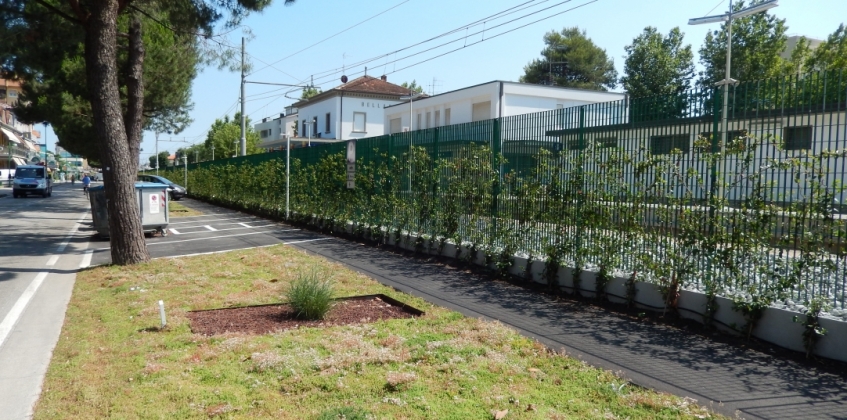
[171,69,847,312]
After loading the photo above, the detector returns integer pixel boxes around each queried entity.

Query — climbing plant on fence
[165,70,847,323]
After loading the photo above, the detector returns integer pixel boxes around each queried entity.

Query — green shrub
[286,269,334,320]
[317,406,372,420]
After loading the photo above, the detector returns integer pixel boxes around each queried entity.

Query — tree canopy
[204,113,261,159]
[621,27,694,99]
[698,0,788,87]
[0,0,294,265]
[520,27,617,91]
[401,80,424,94]
[2,8,198,163]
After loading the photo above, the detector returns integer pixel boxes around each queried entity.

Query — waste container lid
[88,182,169,192]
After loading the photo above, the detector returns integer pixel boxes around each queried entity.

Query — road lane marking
[238,223,252,228]
[169,228,181,235]
[79,249,93,268]
[0,272,48,350]
[45,255,59,266]
[203,225,217,231]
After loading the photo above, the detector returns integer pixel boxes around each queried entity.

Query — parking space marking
[169,228,181,235]
[238,223,252,228]
[168,215,256,225]
[172,220,254,230]
[80,249,93,268]
[156,224,277,236]
[144,228,300,246]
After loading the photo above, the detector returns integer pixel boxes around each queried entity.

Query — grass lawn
[34,245,719,419]
[169,201,204,217]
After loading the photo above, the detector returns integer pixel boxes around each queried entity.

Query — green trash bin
[89,182,170,238]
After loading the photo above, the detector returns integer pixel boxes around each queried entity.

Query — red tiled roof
[335,75,413,96]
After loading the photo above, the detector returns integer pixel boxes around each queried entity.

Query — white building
[384,81,626,134]
[290,75,414,141]
[255,105,299,152]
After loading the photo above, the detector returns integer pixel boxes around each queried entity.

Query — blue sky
[136,0,846,162]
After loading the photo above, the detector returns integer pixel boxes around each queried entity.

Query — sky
[136,0,846,163]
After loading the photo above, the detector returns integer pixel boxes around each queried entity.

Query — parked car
[137,174,186,201]
[13,165,53,198]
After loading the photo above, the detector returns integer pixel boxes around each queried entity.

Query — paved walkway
[183,200,847,420]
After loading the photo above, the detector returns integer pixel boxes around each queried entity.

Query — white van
[13,165,53,198]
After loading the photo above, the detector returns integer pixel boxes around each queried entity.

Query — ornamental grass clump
[286,269,334,320]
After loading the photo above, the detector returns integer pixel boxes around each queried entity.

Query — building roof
[292,76,415,107]
[384,80,624,110]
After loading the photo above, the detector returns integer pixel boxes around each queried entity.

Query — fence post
[708,86,722,236]
[491,118,502,244]
[574,105,586,268]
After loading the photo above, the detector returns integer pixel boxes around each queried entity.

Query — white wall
[384,81,626,132]
[297,97,338,139]
[297,96,403,140]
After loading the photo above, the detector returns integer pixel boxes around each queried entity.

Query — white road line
[45,255,59,266]
[284,238,332,245]
[125,228,299,247]
[168,216,262,225]
[79,249,93,268]
[169,228,181,235]
[0,272,48,350]
[203,225,217,231]
[155,224,276,236]
[154,238,332,260]
[238,222,252,228]
[55,211,90,253]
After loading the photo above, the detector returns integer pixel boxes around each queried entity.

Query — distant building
[384,81,626,134]
[291,75,415,141]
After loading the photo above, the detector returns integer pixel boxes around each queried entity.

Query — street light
[689,0,779,153]
[400,92,425,132]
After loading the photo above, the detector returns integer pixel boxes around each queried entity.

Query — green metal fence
[171,69,847,312]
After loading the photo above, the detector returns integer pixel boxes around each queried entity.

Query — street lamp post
[400,92,425,132]
[689,0,779,206]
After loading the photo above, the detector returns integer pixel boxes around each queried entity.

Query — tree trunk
[83,0,149,265]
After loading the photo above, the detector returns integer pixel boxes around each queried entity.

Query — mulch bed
[187,295,421,336]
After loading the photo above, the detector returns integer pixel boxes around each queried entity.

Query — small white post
[158,300,167,328]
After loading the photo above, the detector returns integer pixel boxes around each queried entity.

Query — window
[0,89,5,99]
[426,112,431,129]
[325,113,331,133]
[390,118,402,134]
[472,101,491,122]
[784,126,812,150]
[7,89,17,98]
[302,120,306,137]
[353,112,367,132]
[312,117,318,137]
[699,130,746,143]
[416,113,422,131]
[435,110,441,127]
[444,108,451,126]
[650,134,690,155]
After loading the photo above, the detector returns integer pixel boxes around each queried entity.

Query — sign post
[346,140,356,189]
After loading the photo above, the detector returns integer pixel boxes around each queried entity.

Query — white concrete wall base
[336,228,847,362]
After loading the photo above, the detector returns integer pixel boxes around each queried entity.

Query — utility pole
[240,37,247,157]
[155,131,159,175]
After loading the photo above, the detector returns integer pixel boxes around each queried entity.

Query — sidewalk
[278,229,847,420]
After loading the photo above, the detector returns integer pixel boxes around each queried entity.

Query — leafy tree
[0,0,294,265]
[401,80,424,94]
[301,86,320,99]
[204,113,261,159]
[148,151,170,170]
[177,144,208,164]
[806,24,847,71]
[621,27,694,98]
[520,27,617,91]
[698,0,787,87]
[3,7,197,164]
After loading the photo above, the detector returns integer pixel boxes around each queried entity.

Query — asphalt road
[0,182,92,420]
[0,191,327,419]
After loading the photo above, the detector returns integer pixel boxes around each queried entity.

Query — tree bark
[83,0,149,265]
